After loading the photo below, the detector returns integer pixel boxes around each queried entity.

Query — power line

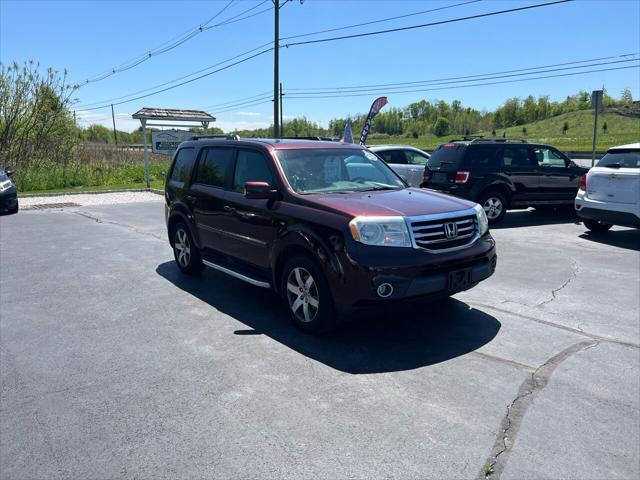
[284,65,640,100]
[73,1,271,86]
[201,90,273,110]
[77,47,274,111]
[286,53,639,91]
[282,0,574,48]
[75,42,273,109]
[213,99,274,115]
[280,0,482,41]
[287,57,640,96]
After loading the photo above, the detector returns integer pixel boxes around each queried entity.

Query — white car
[367,145,430,187]
[575,143,640,232]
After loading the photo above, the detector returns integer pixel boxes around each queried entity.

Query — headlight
[349,216,412,247]
[473,203,489,236]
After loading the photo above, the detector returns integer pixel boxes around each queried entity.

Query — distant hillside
[367,110,639,152]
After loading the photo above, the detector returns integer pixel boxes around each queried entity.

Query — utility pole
[273,0,280,138]
[111,104,118,146]
[279,82,284,136]
[591,89,603,167]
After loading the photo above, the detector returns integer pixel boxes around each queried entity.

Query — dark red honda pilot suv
[165,137,496,332]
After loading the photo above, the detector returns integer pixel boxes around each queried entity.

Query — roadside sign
[151,129,193,155]
[591,90,604,113]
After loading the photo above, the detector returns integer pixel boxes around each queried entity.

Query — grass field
[367,110,639,152]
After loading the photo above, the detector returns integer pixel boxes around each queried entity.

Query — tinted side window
[196,148,235,187]
[406,150,429,165]
[500,147,532,167]
[233,150,274,192]
[464,146,499,170]
[170,148,196,183]
[533,147,566,168]
[378,150,408,164]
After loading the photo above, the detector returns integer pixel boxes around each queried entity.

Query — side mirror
[244,181,278,200]
[5,167,15,177]
[567,160,577,168]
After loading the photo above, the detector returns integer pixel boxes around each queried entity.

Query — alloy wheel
[483,197,503,220]
[174,229,191,268]
[286,267,320,323]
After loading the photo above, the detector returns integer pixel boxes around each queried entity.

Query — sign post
[591,90,603,167]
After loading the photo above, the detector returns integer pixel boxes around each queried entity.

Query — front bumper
[330,234,497,307]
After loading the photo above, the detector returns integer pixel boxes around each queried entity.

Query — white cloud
[215,119,270,132]
[234,111,262,117]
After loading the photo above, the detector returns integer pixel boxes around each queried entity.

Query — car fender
[270,225,345,292]
[470,175,515,200]
[166,203,202,248]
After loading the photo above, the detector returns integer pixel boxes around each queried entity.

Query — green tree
[621,88,633,106]
[432,117,450,137]
[562,121,569,135]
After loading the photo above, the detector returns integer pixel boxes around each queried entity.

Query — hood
[304,188,476,218]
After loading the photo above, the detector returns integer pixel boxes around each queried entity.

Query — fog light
[377,283,394,298]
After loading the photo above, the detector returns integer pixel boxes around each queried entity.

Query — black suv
[421,139,588,224]
[165,138,496,332]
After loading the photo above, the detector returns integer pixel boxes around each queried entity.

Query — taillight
[423,167,431,182]
[455,171,470,184]
[580,174,587,190]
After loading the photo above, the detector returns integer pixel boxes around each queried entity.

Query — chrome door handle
[223,205,235,212]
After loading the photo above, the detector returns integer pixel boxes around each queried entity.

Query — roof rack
[190,134,240,141]
[279,136,339,141]
[470,138,528,143]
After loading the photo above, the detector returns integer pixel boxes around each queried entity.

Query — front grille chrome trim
[406,208,480,253]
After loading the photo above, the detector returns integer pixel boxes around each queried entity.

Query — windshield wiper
[356,185,399,192]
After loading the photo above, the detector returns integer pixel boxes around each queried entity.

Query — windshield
[596,150,640,168]
[275,148,405,194]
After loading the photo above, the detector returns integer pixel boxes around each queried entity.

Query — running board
[202,259,271,289]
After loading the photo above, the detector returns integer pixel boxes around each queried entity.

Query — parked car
[421,139,588,224]
[0,167,18,215]
[165,138,496,332]
[367,144,430,187]
[575,143,640,232]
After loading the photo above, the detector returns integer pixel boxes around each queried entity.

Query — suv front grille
[409,211,478,252]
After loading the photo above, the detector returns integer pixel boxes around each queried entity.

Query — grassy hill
[367,110,639,152]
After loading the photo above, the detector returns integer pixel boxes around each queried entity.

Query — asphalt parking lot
[1,195,639,479]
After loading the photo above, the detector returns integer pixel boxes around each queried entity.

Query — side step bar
[202,259,271,289]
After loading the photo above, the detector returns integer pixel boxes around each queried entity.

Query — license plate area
[431,172,448,183]
[448,268,471,292]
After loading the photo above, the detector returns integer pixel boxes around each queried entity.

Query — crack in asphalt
[470,302,640,350]
[537,259,579,306]
[478,340,599,480]
[74,210,165,242]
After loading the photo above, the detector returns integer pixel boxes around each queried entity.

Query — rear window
[170,148,196,183]
[427,143,466,170]
[596,150,640,168]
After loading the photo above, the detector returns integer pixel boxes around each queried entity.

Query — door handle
[185,195,197,205]
[224,205,235,213]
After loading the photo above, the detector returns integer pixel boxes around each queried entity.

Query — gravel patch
[19,191,163,208]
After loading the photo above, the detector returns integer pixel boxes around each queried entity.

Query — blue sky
[1,0,639,132]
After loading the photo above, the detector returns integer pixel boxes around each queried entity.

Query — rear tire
[172,222,204,275]
[583,219,612,233]
[281,256,337,334]
[479,190,507,225]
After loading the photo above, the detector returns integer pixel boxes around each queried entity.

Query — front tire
[480,190,507,225]
[281,256,337,333]
[583,219,612,233]
[172,222,204,275]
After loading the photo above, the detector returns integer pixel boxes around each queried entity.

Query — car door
[499,145,541,202]
[189,147,236,256]
[404,149,430,187]
[218,148,279,269]
[375,149,414,184]
[532,146,582,201]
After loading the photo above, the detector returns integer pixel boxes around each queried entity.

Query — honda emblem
[444,222,458,238]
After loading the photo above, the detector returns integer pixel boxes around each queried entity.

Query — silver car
[367,145,430,187]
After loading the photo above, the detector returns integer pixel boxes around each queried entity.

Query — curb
[19,188,164,198]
